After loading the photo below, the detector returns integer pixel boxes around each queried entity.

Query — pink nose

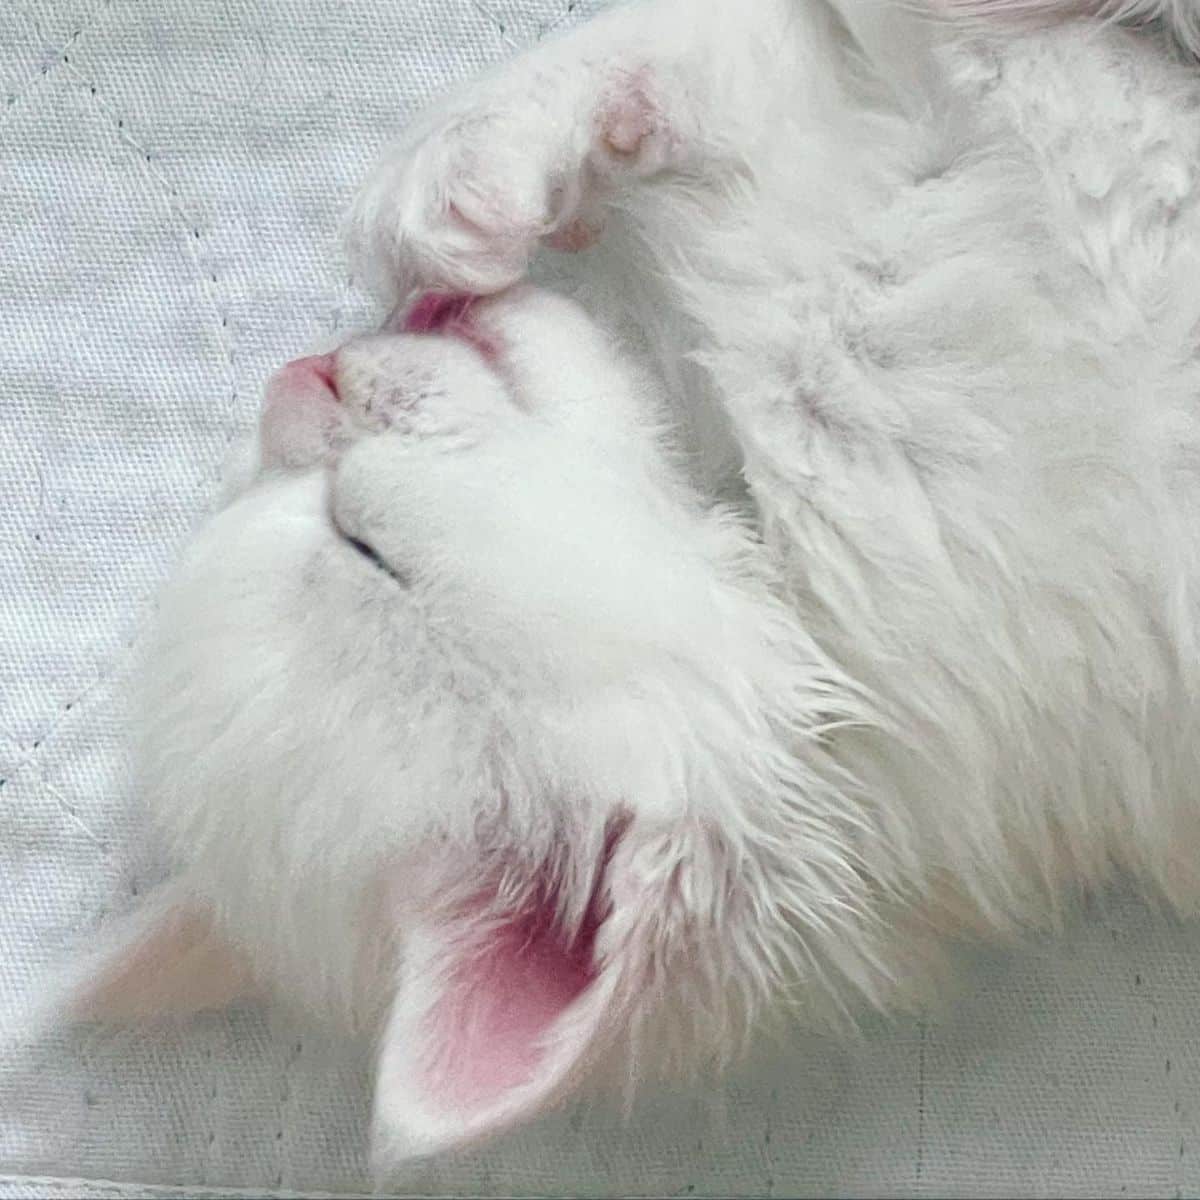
[260,352,344,469]
[276,353,339,398]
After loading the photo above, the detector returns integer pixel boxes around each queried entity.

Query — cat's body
[61,0,1200,1172]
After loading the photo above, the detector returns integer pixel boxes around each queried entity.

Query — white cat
[55,0,1200,1174]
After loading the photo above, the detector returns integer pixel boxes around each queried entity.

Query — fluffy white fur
[942,0,1200,58]
[60,0,1200,1175]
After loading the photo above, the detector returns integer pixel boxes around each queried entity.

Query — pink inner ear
[69,901,255,1023]
[401,292,500,362]
[422,886,602,1112]
[404,292,475,334]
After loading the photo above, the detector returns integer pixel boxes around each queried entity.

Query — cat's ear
[370,821,688,1167]
[63,882,256,1023]
[370,872,622,1166]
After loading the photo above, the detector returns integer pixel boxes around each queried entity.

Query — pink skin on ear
[399,292,501,362]
[423,878,603,1110]
[403,292,475,334]
[67,897,255,1024]
[372,835,630,1165]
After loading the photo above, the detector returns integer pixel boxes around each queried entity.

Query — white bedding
[4,2,1200,1195]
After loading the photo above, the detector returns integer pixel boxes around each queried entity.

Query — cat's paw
[346,63,682,303]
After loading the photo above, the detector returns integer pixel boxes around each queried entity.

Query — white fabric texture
[4,2,1200,1196]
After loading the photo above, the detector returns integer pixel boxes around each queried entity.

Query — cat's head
[62,286,866,1167]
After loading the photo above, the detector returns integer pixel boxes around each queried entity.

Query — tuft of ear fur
[61,883,256,1024]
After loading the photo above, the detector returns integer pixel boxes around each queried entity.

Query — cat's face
[65,286,858,1166]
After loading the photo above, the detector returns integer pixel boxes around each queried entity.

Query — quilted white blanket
[5,1,1200,1196]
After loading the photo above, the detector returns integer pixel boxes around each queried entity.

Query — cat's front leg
[346,0,784,303]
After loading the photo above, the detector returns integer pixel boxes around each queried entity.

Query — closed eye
[330,516,410,588]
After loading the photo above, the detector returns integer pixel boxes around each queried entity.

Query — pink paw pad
[544,216,604,253]
[596,70,669,165]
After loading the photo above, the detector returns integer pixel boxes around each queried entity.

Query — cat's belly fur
[577,22,1200,939]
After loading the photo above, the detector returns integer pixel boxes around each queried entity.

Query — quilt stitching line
[4,47,242,781]
[0,617,137,793]
[1,19,130,809]
[273,1036,305,1190]
[58,59,241,427]
[0,720,120,863]
[464,0,521,51]
[2,0,114,128]
[537,0,585,39]
[39,772,110,851]
[0,1173,373,1199]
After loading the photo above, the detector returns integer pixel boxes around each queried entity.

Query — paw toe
[595,70,672,172]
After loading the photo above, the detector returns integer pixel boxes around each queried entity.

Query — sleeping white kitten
[58,0,1200,1174]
